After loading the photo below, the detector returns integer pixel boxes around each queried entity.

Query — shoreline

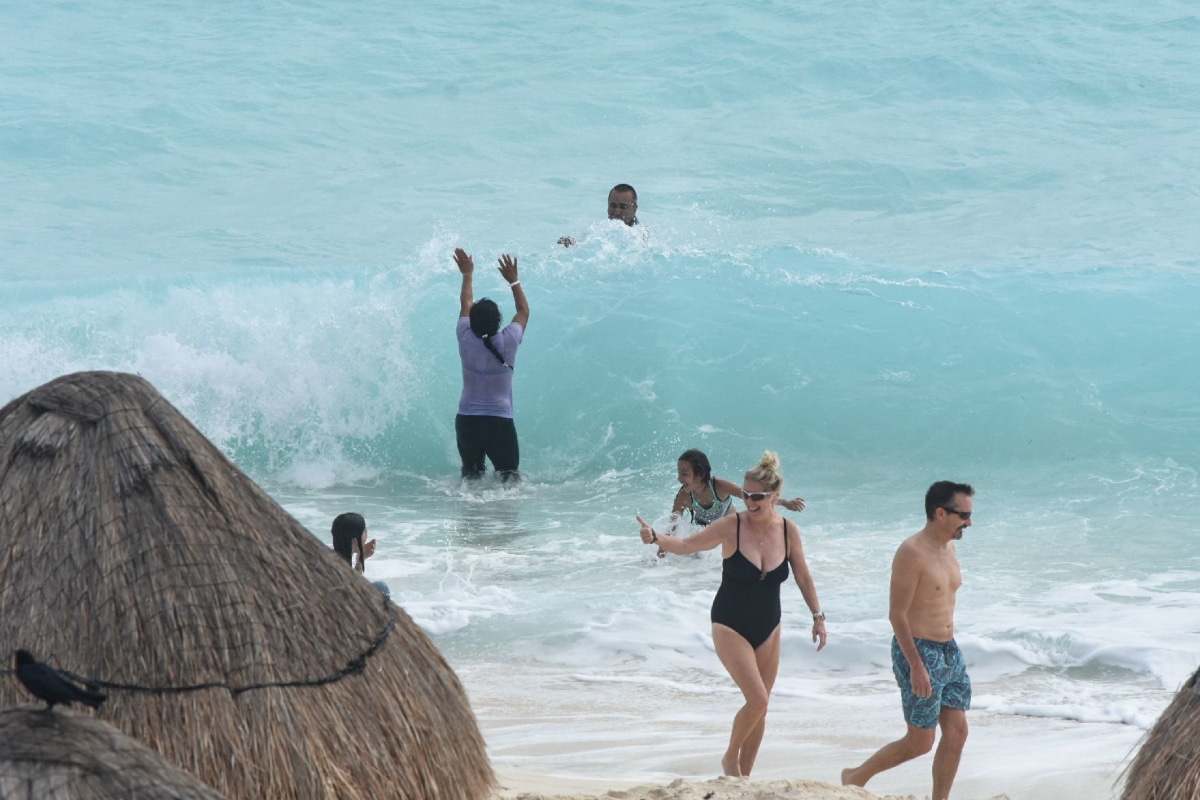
[465,666,1143,800]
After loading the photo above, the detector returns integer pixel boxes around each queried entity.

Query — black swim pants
[455,414,520,480]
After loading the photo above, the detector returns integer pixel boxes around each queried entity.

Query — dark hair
[925,481,975,520]
[611,183,637,202]
[469,298,511,369]
[331,512,366,565]
[677,449,713,483]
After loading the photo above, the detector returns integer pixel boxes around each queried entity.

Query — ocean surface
[4,1,1200,797]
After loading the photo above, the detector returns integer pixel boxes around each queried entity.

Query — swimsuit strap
[735,512,741,549]
[783,518,790,559]
[691,478,720,511]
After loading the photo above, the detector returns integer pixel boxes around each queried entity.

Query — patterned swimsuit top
[690,479,734,526]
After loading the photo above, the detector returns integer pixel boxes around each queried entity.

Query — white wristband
[508,280,520,288]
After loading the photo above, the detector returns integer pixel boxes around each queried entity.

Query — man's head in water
[608,184,638,225]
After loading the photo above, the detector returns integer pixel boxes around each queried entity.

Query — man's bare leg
[841,724,936,787]
[931,707,968,800]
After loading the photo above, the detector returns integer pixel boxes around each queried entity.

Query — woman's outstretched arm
[637,512,733,556]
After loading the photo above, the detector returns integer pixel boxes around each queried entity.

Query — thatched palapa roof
[1121,667,1200,800]
[0,371,493,800]
[0,707,230,799]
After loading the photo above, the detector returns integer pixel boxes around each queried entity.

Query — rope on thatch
[1120,667,1200,800]
[3,615,394,698]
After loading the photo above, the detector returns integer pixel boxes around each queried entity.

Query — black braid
[481,333,512,370]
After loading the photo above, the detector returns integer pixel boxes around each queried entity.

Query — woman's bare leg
[712,623,776,777]
[736,627,781,776]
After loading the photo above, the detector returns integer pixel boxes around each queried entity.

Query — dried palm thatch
[0,371,494,800]
[0,707,230,799]
[1121,667,1200,800]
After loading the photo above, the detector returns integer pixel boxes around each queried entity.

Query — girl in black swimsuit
[637,451,827,778]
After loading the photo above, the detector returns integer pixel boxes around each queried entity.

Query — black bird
[13,650,107,711]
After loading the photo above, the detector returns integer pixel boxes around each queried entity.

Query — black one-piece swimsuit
[710,513,790,649]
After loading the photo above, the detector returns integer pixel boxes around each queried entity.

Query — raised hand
[781,497,806,512]
[453,248,475,274]
[497,254,519,284]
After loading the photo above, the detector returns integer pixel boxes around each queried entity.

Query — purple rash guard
[457,317,524,417]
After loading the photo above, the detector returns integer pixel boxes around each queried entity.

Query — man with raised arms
[842,481,974,800]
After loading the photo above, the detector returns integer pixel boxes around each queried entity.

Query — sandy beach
[466,663,1142,800]
[495,772,1010,800]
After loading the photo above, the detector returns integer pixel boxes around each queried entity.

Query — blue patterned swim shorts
[891,636,971,729]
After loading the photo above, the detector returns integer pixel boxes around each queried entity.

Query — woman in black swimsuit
[637,451,827,778]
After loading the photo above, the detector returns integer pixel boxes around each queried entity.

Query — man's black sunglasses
[941,507,972,520]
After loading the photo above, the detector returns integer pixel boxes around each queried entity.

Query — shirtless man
[558,184,639,246]
[842,481,974,800]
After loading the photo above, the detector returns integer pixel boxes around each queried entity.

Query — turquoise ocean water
[4,1,1200,796]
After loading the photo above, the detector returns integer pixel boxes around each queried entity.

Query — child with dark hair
[673,449,805,527]
[651,449,805,559]
[453,247,530,482]
[331,512,376,574]
[331,512,390,597]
